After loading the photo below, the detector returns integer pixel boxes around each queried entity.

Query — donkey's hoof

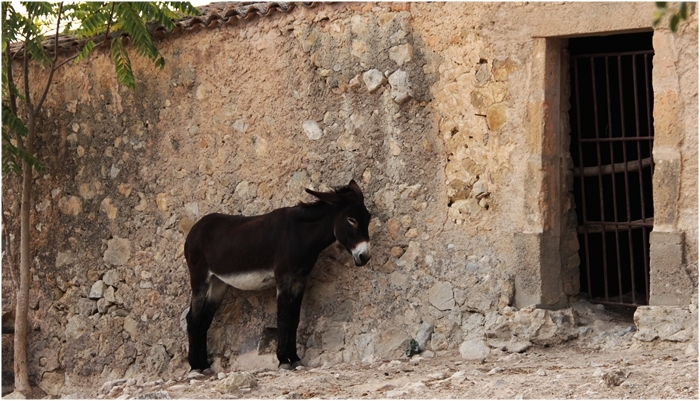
[202,368,214,375]
[187,369,207,380]
[291,361,304,369]
[279,363,293,370]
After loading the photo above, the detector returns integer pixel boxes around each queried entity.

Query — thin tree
[1,2,199,394]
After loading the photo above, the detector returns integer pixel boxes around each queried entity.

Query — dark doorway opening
[568,32,654,307]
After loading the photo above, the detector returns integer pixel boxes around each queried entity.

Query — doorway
[568,32,655,306]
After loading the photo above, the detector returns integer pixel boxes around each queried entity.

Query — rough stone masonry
[1,2,696,396]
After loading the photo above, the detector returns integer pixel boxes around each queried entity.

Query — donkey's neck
[295,201,332,222]
[292,202,339,253]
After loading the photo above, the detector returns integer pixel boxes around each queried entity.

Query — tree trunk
[13,121,33,394]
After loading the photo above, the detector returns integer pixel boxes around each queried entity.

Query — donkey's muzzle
[352,241,371,266]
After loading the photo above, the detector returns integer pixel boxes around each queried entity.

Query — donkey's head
[306,180,372,266]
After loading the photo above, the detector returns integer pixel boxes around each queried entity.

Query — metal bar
[590,57,610,302]
[583,219,655,227]
[573,58,594,303]
[643,227,652,304]
[642,54,654,302]
[616,55,638,304]
[588,298,647,308]
[573,157,653,177]
[577,227,649,234]
[577,221,655,234]
[579,136,654,142]
[630,54,645,304]
[572,49,654,59]
[571,45,654,307]
[605,56,624,303]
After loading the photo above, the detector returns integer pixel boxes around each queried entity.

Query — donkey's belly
[214,270,276,291]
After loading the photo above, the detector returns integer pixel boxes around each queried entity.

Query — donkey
[184,179,371,370]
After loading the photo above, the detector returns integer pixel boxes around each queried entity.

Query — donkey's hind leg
[186,275,228,370]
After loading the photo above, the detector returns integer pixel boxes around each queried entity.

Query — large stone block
[459,339,490,361]
[216,372,257,393]
[103,237,131,266]
[388,69,412,104]
[634,305,696,342]
[485,307,578,346]
[486,103,507,130]
[302,120,323,140]
[89,280,106,299]
[389,43,413,66]
[58,195,82,215]
[649,231,692,306]
[362,69,385,93]
[322,326,345,352]
[414,322,434,351]
[428,281,455,311]
[651,148,681,228]
[513,232,566,309]
[145,344,171,374]
[375,327,410,360]
[39,371,65,397]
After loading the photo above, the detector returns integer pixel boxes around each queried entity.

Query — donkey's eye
[347,217,358,226]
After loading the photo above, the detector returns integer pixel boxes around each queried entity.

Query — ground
[3,302,698,399]
[90,339,697,400]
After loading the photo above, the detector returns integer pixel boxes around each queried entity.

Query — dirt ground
[92,339,698,400]
[4,302,698,399]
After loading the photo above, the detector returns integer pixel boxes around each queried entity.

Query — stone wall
[1,2,697,396]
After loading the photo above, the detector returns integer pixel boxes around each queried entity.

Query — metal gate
[570,46,654,306]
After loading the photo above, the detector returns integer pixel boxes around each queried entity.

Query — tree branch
[6,47,18,115]
[53,52,80,70]
[57,3,114,70]
[103,3,116,48]
[6,44,26,153]
[34,2,64,116]
[21,5,36,112]
[22,41,31,113]
[1,213,19,292]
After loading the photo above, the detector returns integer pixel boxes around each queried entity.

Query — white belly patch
[215,270,276,291]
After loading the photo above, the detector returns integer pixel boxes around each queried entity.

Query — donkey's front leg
[276,278,306,370]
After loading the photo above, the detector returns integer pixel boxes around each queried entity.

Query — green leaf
[2,130,23,174]
[115,3,160,61]
[653,9,665,26]
[151,6,177,31]
[165,2,202,16]
[670,14,680,31]
[1,104,44,174]
[2,103,28,138]
[2,4,26,45]
[75,9,110,38]
[24,35,51,66]
[21,2,55,19]
[110,36,135,89]
[74,40,95,64]
[2,64,25,102]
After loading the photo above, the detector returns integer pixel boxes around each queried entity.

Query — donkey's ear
[305,188,341,204]
[348,179,364,201]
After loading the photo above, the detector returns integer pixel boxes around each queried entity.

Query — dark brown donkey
[184,180,371,371]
